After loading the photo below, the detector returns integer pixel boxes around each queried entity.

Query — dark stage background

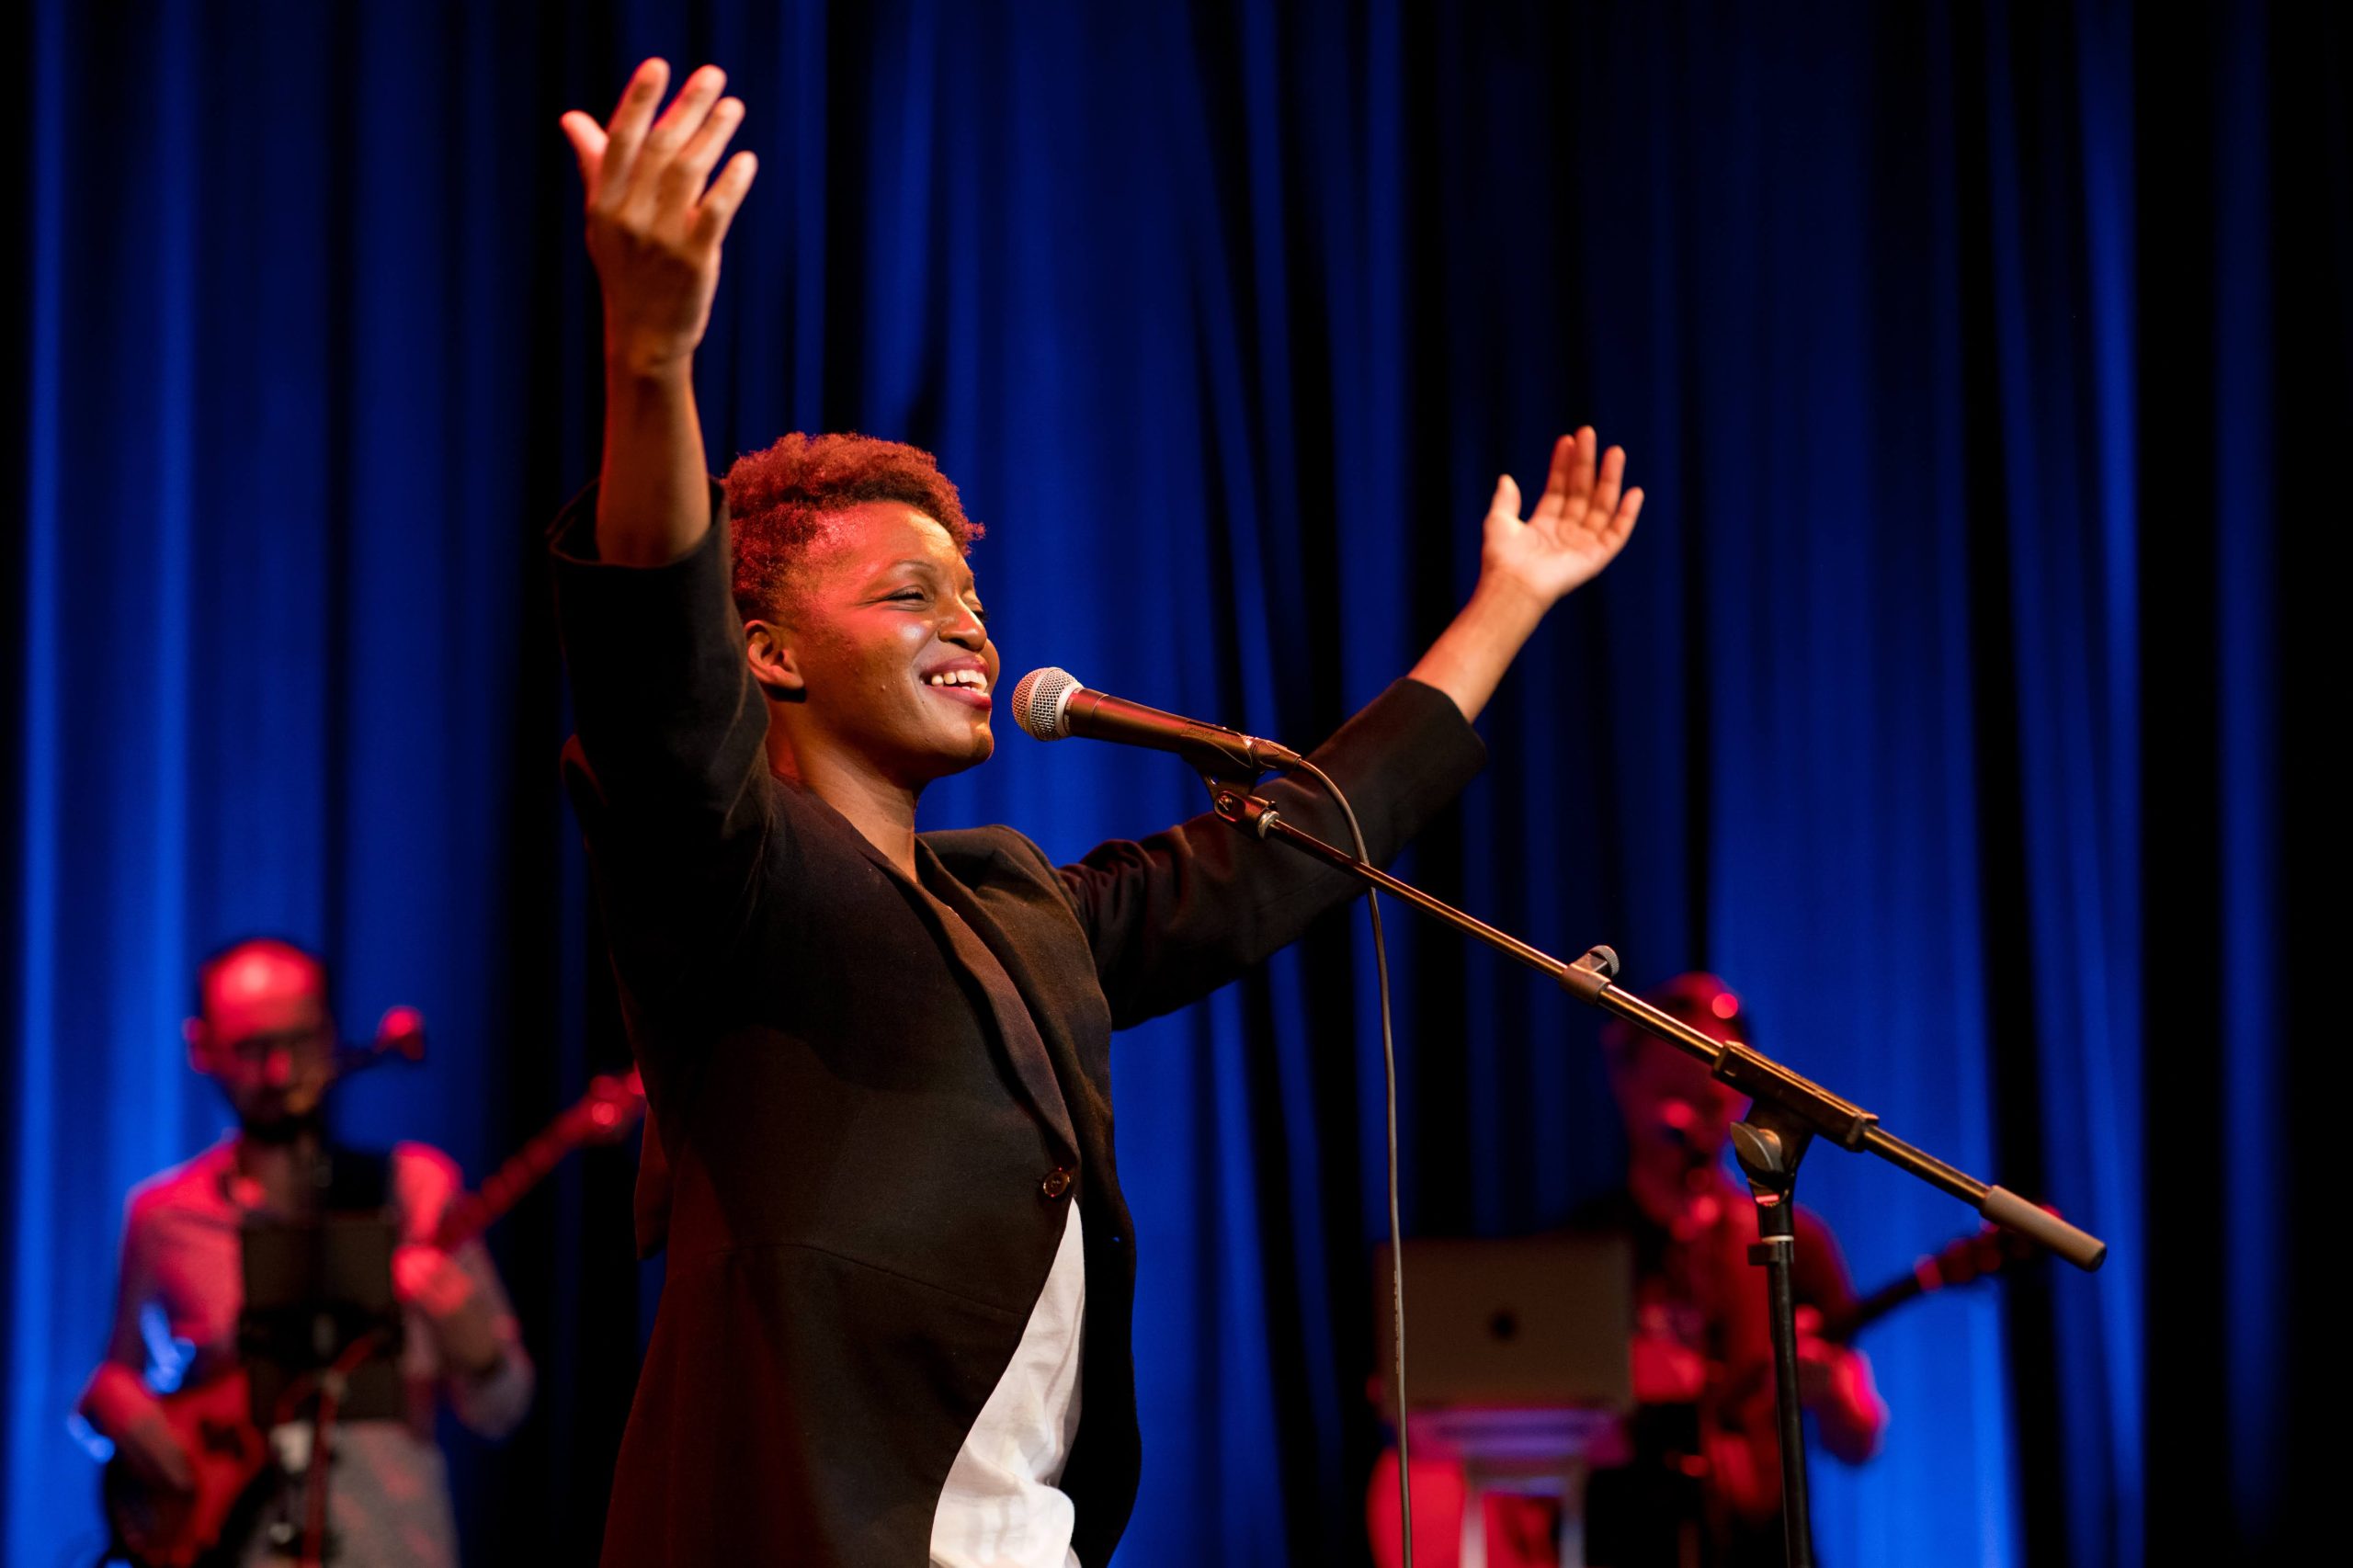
[3,2,2338,1563]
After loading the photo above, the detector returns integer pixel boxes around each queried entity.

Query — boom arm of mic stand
[1205,785,2109,1272]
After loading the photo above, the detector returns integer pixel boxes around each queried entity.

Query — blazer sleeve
[548,483,789,1004]
[1056,677,1485,1029]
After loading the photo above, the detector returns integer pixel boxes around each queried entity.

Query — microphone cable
[1286,757,1415,1568]
[1014,665,1418,1557]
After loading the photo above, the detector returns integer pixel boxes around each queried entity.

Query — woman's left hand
[1479,426,1644,606]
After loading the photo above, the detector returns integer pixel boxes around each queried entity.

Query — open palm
[560,60,758,373]
[1481,427,1644,605]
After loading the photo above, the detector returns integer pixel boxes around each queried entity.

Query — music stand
[238,1214,404,1562]
[1378,1236,1635,1568]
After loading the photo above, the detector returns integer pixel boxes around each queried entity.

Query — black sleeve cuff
[1281,676,1488,866]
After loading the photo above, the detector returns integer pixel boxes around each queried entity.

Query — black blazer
[551,489,1485,1565]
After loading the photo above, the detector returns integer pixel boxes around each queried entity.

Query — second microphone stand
[1204,782,2107,1568]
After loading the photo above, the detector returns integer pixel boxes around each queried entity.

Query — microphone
[1010,667,1305,778]
[370,1006,428,1064]
[326,1006,428,1080]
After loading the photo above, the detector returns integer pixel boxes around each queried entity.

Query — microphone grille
[1010,666,1082,741]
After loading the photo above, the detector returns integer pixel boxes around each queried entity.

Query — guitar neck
[1827,1270,1929,1343]
[432,1079,642,1251]
[438,1133,566,1250]
[1829,1222,2042,1343]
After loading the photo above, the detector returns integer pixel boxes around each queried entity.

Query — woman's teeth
[925,670,989,691]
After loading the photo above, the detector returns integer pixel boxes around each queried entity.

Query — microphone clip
[1206,781,1284,839]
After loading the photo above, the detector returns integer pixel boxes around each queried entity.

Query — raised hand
[1478,427,1644,607]
[560,60,757,375]
[559,61,755,561]
[1405,426,1647,722]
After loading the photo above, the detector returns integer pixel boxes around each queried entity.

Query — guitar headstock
[374,1006,428,1063]
[1919,1209,2052,1291]
[573,1067,647,1145]
[432,1068,650,1253]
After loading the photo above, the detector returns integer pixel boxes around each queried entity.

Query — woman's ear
[745,619,806,700]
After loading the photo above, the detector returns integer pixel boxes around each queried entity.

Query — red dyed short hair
[722,432,982,619]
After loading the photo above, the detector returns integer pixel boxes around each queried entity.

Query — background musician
[75,938,533,1567]
[1577,974,1885,1565]
[1370,973,1886,1568]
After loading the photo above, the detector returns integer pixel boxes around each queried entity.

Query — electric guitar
[101,1067,646,1568]
[1704,1215,2050,1438]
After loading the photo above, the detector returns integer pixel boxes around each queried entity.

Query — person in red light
[548,57,1644,1567]
[1369,973,1887,1568]
[78,937,533,1568]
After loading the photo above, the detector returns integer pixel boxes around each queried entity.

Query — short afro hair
[722,432,982,619]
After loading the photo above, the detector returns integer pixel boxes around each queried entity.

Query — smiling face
[753,501,1001,788]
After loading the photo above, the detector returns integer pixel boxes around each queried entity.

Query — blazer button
[1040,1166,1074,1200]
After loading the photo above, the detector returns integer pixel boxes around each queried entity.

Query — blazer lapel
[804,795,1080,1159]
[909,841,1081,1156]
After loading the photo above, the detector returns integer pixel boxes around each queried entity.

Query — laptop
[1373,1234,1634,1415]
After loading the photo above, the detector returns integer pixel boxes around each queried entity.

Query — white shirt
[929,1201,1088,1568]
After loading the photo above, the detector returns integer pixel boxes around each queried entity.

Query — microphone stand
[1204,784,2107,1568]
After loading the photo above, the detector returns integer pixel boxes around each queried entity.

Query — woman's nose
[941,605,987,647]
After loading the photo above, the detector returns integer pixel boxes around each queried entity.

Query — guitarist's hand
[115,1403,198,1496]
[394,1244,506,1381]
[1794,1306,1888,1463]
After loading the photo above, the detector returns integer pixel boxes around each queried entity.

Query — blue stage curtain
[4,3,2336,1563]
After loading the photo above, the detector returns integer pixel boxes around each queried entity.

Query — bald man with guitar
[77,939,539,1568]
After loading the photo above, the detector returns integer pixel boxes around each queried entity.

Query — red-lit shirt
[87,1138,533,1568]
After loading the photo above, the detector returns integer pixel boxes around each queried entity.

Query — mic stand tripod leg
[1731,1108,1817,1568]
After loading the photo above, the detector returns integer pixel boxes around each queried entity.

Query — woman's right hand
[560,60,758,377]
